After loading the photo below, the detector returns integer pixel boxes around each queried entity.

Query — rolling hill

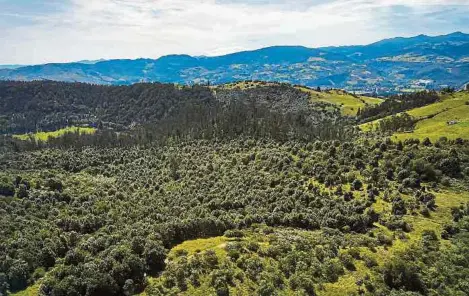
[361,91,469,141]
[0,80,379,137]
[296,86,383,116]
[1,32,468,92]
[214,81,383,116]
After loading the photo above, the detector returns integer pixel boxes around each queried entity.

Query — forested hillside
[1,81,469,296]
[0,81,349,142]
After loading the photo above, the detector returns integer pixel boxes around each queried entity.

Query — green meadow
[297,87,383,116]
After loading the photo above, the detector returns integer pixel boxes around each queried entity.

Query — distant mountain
[1,32,468,92]
[76,59,107,64]
[0,64,25,70]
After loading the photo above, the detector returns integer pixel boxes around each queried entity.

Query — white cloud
[0,0,468,64]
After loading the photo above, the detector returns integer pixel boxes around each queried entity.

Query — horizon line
[1,31,467,67]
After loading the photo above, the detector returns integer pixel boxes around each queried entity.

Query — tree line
[358,91,440,123]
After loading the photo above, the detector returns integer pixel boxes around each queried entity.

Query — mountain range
[1,32,468,92]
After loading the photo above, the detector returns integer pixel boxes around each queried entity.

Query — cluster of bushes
[379,214,469,296]
[374,113,416,134]
[146,227,382,296]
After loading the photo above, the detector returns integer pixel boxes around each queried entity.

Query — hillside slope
[4,137,469,296]
[1,81,357,146]
[215,81,383,116]
[296,86,383,116]
[361,91,469,141]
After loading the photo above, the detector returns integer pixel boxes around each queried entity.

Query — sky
[0,0,468,64]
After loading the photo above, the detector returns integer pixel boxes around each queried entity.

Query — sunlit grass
[393,104,469,141]
[169,236,228,259]
[10,282,41,296]
[321,189,469,296]
[13,126,96,142]
[319,261,368,296]
[361,92,469,140]
[297,87,382,116]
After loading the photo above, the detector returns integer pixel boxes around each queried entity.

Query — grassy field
[359,119,380,132]
[13,126,96,142]
[393,92,469,141]
[297,87,383,116]
[360,92,469,140]
[169,236,228,259]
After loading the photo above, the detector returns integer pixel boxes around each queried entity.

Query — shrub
[339,253,356,271]
[0,181,14,196]
[352,179,363,191]
[363,255,378,268]
[383,259,426,293]
[224,229,244,238]
[441,177,451,187]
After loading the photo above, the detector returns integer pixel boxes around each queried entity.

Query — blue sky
[0,0,468,64]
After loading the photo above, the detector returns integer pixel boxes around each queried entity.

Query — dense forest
[1,81,469,296]
[0,81,347,139]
